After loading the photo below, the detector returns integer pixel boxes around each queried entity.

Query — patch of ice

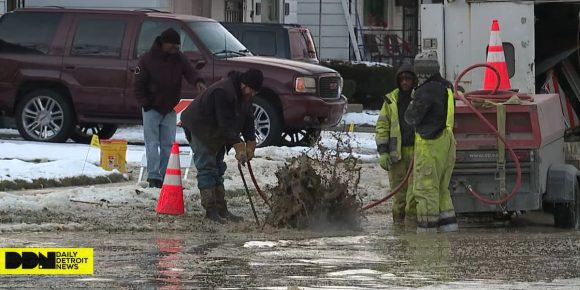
[326,269,383,277]
[244,241,278,248]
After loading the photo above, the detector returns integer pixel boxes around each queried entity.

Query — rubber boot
[216,184,244,223]
[200,188,225,224]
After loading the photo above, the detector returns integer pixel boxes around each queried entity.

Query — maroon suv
[0,8,346,146]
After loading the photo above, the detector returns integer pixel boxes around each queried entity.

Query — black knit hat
[160,28,181,45]
[240,69,264,92]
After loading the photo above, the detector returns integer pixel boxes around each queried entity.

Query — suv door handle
[64,65,76,70]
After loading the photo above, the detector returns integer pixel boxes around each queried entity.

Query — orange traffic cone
[483,19,511,90]
[156,142,184,215]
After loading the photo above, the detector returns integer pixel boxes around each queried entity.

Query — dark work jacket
[404,74,452,139]
[180,71,256,153]
[134,37,202,114]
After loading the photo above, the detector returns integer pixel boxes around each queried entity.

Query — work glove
[246,141,257,161]
[233,143,248,165]
[379,154,391,171]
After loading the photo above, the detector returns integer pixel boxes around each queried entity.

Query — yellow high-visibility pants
[406,129,458,233]
[388,146,414,224]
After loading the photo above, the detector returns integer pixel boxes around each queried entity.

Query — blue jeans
[142,109,176,181]
[189,134,227,190]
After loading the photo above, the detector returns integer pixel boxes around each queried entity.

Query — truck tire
[70,124,118,144]
[15,89,74,143]
[282,129,321,147]
[554,202,579,229]
[253,96,282,147]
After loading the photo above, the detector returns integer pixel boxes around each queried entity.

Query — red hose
[362,158,414,210]
[453,64,522,205]
[247,161,271,208]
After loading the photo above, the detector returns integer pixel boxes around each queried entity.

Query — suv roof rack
[133,8,169,13]
[42,6,65,9]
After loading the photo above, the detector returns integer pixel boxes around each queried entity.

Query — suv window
[136,21,199,58]
[0,12,62,55]
[289,29,317,60]
[71,18,126,57]
[243,31,276,56]
[188,22,250,57]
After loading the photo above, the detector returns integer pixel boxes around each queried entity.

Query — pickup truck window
[136,21,199,58]
[71,18,126,58]
[188,21,250,58]
[0,12,62,55]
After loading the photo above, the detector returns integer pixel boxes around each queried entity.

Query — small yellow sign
[90,135,100,148]
[0,248,93,275]
[348,123,355,133]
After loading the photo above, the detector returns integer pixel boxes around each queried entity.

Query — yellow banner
[0,248,93,275]
[90,135,100,148]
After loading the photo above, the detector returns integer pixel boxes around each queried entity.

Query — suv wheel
[253,96,282,147]
[15,90,74,143]
[71,124,118,144]
[282,129,321,147]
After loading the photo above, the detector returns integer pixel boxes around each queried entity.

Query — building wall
[212,0,226,21]
[283,0,298,24]
[26,0,171,10]
[298,0,352,60]
[171,0,212,18]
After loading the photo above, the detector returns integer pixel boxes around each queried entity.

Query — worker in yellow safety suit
[375,63,418,225]
[404,51,459,233]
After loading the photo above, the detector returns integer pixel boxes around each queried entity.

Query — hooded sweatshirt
[134,37,203,114]
[395,63,417,146]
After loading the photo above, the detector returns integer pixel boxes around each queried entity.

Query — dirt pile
[266,135,364,230]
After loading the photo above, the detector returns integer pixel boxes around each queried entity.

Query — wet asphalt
[1,213,580,289]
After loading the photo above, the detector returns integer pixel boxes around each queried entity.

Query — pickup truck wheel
[282,129,321,147]
[554,203,578,229]
[15,90,74,143]
[71,124,118,144]
[253,97,282,147]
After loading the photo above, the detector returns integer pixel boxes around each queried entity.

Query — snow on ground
[339,110,379,126]
[113,126,189,144]
[0,140,145,164]
[349,61,393,68]
[0,159,114,182]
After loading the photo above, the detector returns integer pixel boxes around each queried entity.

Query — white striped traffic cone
[156,142,184,215]
[483,19,511,90]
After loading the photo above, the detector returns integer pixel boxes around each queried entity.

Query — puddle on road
[1,227,580,289]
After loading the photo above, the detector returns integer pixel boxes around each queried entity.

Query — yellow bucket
[100,139,128,172]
